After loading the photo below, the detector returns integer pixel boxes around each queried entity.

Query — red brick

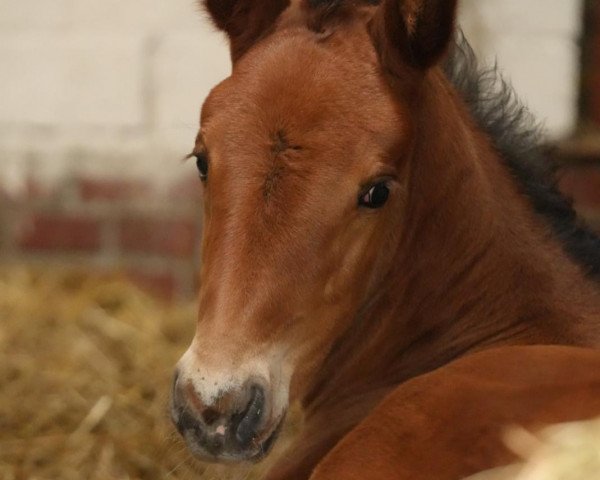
[78,177,152,202]
[125,269,177,301]
[583,2,600,124]
[558,165,600,209]
[18,214,102,251]
[589,70,600,126]
[119,217,198,258]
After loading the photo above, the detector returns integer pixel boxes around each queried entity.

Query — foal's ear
[202,0,290,61]
[371,0,458,72]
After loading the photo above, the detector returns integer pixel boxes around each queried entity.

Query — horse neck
[302,67,600,436]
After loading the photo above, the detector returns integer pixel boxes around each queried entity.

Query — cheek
[285,220,400,395]
[323,223,386,302]
[286,315,342,401]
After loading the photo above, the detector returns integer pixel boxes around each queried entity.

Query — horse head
[171,0,458,462]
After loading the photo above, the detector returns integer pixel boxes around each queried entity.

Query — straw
[0,266,299,480]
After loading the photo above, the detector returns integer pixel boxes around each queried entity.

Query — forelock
[305,0,380,32]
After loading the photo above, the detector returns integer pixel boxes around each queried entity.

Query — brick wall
[0,0,229,300]
[0,0,595,300]
[558,165,600,233]
[0,0,230,189]
[582,0,600,126]
[0,174,202,300]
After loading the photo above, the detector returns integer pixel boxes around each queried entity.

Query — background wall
[0,0,230,191]
[460,0,583,138]
[0,0,597,300]
[0,0,232,298]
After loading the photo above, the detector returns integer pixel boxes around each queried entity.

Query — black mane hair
[307,0,379,31]
[307,0,379,7]
[444,35,600,279]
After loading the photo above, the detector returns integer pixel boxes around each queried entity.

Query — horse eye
[195,153,209,181]
[359,182,390,209]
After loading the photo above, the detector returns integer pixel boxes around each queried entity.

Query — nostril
[235,385,266,447]
[202,408,221,426]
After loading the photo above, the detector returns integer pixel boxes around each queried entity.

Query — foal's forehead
[201,26,398,151]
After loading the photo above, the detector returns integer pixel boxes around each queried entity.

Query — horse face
[172,0,457,463]
[172,30,408,462]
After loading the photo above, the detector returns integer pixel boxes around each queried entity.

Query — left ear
[370,0,459,73]
[202,0,291,61]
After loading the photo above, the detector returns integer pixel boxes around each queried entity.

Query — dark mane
[308,0,343,7]
[444,35,600,279]
[307,0,380,31]
[307,0,379,7]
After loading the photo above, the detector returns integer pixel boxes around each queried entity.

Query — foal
[170,0,600,478]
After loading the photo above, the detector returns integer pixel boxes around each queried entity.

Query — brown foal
[170,1,600,478]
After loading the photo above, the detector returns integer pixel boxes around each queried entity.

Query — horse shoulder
[309,345,600,480]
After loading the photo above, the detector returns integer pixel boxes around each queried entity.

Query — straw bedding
[1,266,598,480]
[466,419,600,480]
[0,266,297,480]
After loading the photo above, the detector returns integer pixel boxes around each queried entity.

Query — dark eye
[359,182,390,209]
[195,153,209,181]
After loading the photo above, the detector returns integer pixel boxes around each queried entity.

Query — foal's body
[308,346,600,480]
[170,1,600,478]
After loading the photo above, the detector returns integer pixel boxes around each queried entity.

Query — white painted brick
[155,127,204,155]
[0,0,585,192]
[0,132,193,194]
[0,0,206,31]
[0,0,70,30]
[154,30,230,146]
[461,0,583,36]
[491,34,580,138]
[0,33,145,127]
[460,0,583,138]
[62,0,205,32]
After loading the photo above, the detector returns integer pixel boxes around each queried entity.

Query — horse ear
[370,0,458,72]
[202,0,290,61]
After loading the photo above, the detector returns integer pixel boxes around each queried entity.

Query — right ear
[370,0,458,74]
[203,0,291,61]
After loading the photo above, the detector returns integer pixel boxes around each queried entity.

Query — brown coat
[310,346,600,480]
